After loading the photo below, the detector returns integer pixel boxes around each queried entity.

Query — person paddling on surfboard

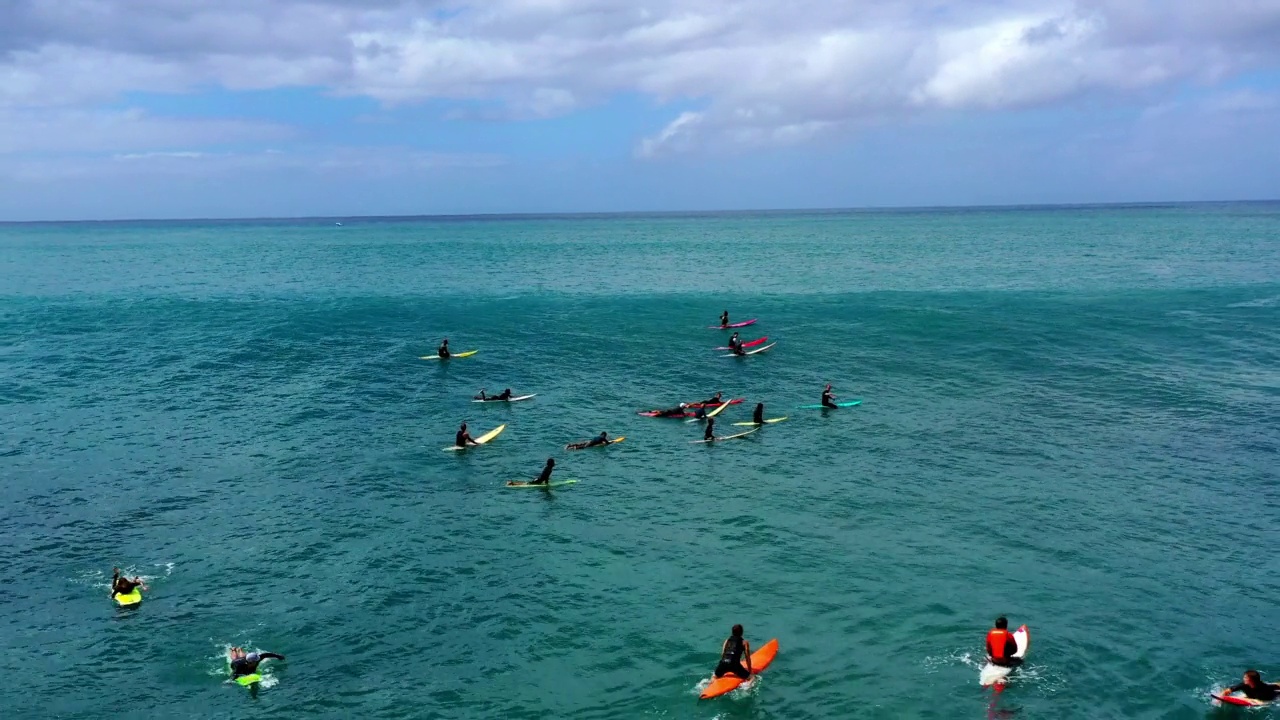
[508,458,555,486]
[986,617,1022,668]
[655,403,689,418]
[821,384,838,409]
[752,403,765,424]
[437,338,450,359]
[698,391,724,406]
[455,422,480,448]
[474,387,488,400]
[714,624,753,680]
[720,310,729,328]
[1223,670,1280,703]
[567,432,610,450]
[110,567,147,599]
[229,647,285,679]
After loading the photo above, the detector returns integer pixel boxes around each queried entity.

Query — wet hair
[995,616,1008,629]
[731,624,743,637]
[1245,669,1261,684]
[546,458,555,466]
[460,422,467,429]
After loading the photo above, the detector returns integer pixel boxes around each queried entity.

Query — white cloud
[1,0,1278,157]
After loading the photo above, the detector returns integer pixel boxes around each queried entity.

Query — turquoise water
[1,204,1278,718]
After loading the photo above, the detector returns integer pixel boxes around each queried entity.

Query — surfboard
[979,625,1029,687]
[700,638,780,699]
[566,437,624,450]
[797,400,862,409]
[721,342,776,357]
[443,423,506,451]
[472,394,536,403]
[113,588,142,606]
[732,417,788,426]
[708,319,758,329]
[506,479,579,488]
[419,350,478,360]
[691,427,760,443]
[705,401,732,419]
[714,337,767,351]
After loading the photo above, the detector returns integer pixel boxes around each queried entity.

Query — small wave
[1228,295,1280,308]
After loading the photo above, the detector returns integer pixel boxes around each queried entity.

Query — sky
[1,0,1279,220]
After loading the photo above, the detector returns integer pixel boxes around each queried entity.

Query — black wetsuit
[586,434,608,447]
[714,636,750,679]
[531,464,554,485]
[1226,682,1280,702]
[111,576,139,597]
[753,406,764,424]
[455,430,471,447]
[656,407,686,417]
[230,652,284,678]
[704,424,715,441]
[821,390,837,409]
[438,345,450,358]
[730,340,745,355]
[720,313,729,327]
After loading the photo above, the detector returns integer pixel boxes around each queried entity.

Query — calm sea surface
[1,204,1278,718]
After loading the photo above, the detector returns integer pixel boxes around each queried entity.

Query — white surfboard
[980,625,1029,687]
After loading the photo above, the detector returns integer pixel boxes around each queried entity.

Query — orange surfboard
[699,638,779,699]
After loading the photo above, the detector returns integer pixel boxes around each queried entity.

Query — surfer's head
[460,422,467,430]
[994,616,1008,630]
[731,624,743,637]
[1245,670,1261,686]
[546,458,555,467]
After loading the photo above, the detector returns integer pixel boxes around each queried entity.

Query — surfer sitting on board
[508,458,555,486]
[821,384,838,409]
[567,432,609,450]
[714,624,753,679]
[437,338,451,358]
[110,567,147,598]
[656,404,689,418]
[729,334,746,355]
[704,418,717,441]
[229,648,285,679]
[1224,670,1280,702]
[720,310,729,328]
[986,617,1021,668]
[753,403,765,424]
[455,423,480,448]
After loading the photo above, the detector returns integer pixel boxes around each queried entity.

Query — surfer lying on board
[656,403,690,418]
[720,310,729,328]
[477,388,513,401]
[986,617,1021,668]
[229,648,285,679]
[507,458,555,486]
[567,432,610,450]
[821,384,838,409]
[714,624,753,679]
[753,403,765,424]
[1224,670,1280,702]
[455,423,480,448]
[110,567,147,598]
[437,339,450,359]
[698,391,724,406]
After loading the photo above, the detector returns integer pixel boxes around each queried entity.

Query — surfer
[474,387,487,400]
[713,624,753,680]
[229,647,285,679]
[704,418,717,441]
[110,567,147,599]
[729,334,746,355]
[1224,670,1280,702]
[720,310,729,328]
[437,338,451,359]
[821,383,838,409]
[752,403,764,424]
[455,422,479,448]
[698,391,724,406]
[655,403,689,418]
[985,617,1021,668]
[508,458,555,486]
[567,432,610,450]
[487,388,513,401]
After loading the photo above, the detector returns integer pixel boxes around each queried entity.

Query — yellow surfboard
[419,350,478,360]
[443,424,506,451]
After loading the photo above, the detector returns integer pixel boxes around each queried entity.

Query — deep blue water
[1,204,1278,718]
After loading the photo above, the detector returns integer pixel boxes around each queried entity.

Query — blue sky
[1,0,1278,220]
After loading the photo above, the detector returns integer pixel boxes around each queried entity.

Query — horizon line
[2,198,1278,226]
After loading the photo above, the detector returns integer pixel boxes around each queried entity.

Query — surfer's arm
[744,641,753,673]
[259,653,285,661]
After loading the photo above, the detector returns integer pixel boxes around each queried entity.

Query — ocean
[1,203,1278,718]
